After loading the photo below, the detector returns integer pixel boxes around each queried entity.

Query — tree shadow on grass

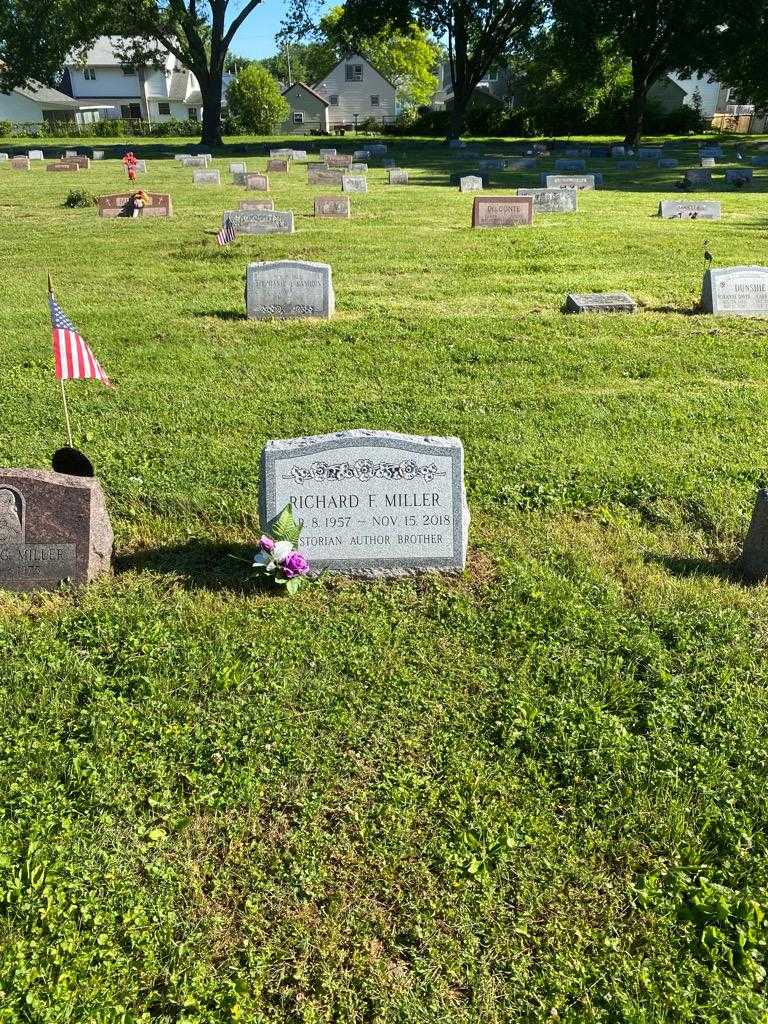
[117,539,267,594]
[644,551,741,583]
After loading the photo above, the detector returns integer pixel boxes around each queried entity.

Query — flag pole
[48,273,74,448]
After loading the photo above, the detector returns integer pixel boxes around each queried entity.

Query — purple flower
[260,535,275,552]
[282,551,310,578]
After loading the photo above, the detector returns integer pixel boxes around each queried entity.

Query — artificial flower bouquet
[253,504,311,594]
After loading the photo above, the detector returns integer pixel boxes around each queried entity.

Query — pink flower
[260,535,275,552]
[282,552,309,578]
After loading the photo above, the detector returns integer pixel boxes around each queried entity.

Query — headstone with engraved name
[319,148,337,159]
[0,469,112,591]
[65,150,78,158]
[701,266,768,316]
[222,209,293,235]
[308,166,344,186]
[291,150,308,161]
[684,169,712,186]
[353,149,371,161]
[700,146,723,158]
[47,161,80,172]
[270,148,293,158]
[11,157,30,170]
[246,172,269,191]
[517,187,577,213]
[611,145,626,158]
[326,154,353,168]
[183,155,210,168]
[726,168,753,184]
[472,195,533,227]
[658,199,721,219]
[459,175,484,192]
[752,155,768,167]
[388,168,408,184]
[342,175,367,193]
[267,158,290,173]
[565,292,637,313]
[246,260,334,320]
[349,162,368,173]
[315,195,351,218]
[260,429,469,576]
[175,153,192,161]
[193,170,220,186]
[28,150,44,160]
[542,173,599,189]
[230,161,247,174]
[239,199,275,211]
[701,157,716,167]
[96,192,172,218]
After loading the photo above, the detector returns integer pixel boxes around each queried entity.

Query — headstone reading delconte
[342,175,367,193]
[517,187,577,213]
[459,175,484,192]
[658,199,721,220]
[315,195,351,219]
[472,195,533,227]
[308,166,344,187]
[0,469,113,591]
[47,161,79,172]
[684,169,712,186]
[193,170,220,186]
[701,266,768,317]
[11,157,30,170]
[28,149,44,160]
[246,173,269,191]
[543,174,599,190]
[326,154,353,168]
[239,199,275,212]
[259,430,469,577]
[96,192,172,218]
[246,260,334,320]
[222,209,294,235]
[554,158,586,173]
[726,168,753,184]
[565,292,637,313]
[266,158,290,173]
[230,162,247,174]
[388,168,408,184]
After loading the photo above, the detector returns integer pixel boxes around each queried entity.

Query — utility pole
[284,41,293,86]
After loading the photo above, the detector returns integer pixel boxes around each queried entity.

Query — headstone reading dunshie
[0,469,113,591]
[701,266,768,317]
[259,430,469,576]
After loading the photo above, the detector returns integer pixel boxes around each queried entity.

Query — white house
[61,35,233,123]
[432,60,513,109]
[311,53,396,126]
[0,82,79,124]
[280,82,330,133]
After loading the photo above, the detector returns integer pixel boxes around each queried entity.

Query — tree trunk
[446,6,470,141]
[624,58,649,147]
[199,72,223,147]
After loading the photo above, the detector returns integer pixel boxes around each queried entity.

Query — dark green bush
[63,188,95,208]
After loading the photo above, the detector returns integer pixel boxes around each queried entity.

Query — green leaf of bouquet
[286,577,300,595]
[271,503,302,545]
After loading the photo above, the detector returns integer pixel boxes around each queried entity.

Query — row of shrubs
[0,118,204,139]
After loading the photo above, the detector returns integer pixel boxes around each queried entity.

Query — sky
[230,0,337,60]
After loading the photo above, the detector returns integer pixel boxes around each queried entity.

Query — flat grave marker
[259,429,469,577]
[565,292,637,313]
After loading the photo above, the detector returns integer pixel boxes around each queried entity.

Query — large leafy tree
[0,0,269,146]
[226,63,290,131]
[684,0,768,111]
[287,0,543,136]
[551,0,719,146]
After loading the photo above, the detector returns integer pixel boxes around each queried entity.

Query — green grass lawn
[2,132,768,1023]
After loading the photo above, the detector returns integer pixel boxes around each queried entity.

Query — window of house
[370,95,380,107]
[345,64,363,82]
[293,111,304,124]
[122,66,136,76]
[120,103,142,119]
[158,102,171,115]
[83,67,96,81]
[188,107,199,120]
[329,95,339,105]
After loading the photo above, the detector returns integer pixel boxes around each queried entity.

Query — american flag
[49,292,110,386]
[217,217,237,246]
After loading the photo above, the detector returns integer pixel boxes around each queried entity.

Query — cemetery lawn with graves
[3,131,768,1023]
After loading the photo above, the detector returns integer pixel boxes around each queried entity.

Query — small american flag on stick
[48,276,110,386]
[217,217,237,246]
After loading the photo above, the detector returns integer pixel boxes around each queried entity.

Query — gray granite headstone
[349,162,368,173]
[506,158,537,171]
[342,175,367,193]
[564,292,637,313]
[479,158,505,172]
[752,155,768,167]
[319,148,337,159]
[726,168,753,184]
[742,487,768,581]
[543,174,599,189]
[246,260,334,320]
[92,150,104,160]
[246,173,269,191]
[230,162,247,174]
[134,160,147,173]
[637,147,662,160]
[700,146,723,158]
[0,153,8,161]
[658,158,679,169]
[183,155,210,168]
[517,187,577,213]
[459,175,484,192]
[308,167,344,186]
[267,158,290,173]
[193,170,220,186]
[658,200,721,219]
[700,157,716,167]
[388,169,408,184]
[174,154,192,161]
[28,150,44,160]
[684,169,712,186]
[223,209,294,235]
[610,146,626,158]
[239,199,275,211]
[0,469,112,591]
[701,266,768,316]
[259,430,469,577]
[270,148,293,158]
[353,149,371,161]
[554,159,586,172]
